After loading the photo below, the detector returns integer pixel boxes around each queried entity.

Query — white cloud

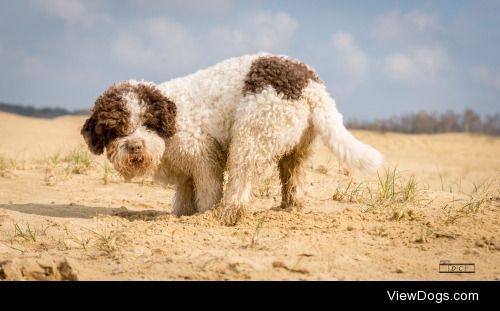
[112,10,297,71]
[331,32,369,80]
[372,10,438,41]
[206,28,247,57]
[373,10,449,82]
[32,0,85,23]
[251,11,298,51]
[112,34,154,66]
[206,10,298,59]
[31,0,109,27]
[383,46,448,81]
[470,65,500,90]
[128,0,235,15]
[413,46,448,72]
[145,19,188,44]
[144,18,197,55]
[384,53,416,80]
[406,10,435,32]
[112,18,198,71]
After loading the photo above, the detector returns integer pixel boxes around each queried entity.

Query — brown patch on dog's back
[243,56,321,100]
[136,84,177,140]
[81,83,134,154]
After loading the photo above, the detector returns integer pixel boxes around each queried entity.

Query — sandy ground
[0,111,499,280]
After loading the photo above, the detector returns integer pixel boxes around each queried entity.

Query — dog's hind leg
[218,90,310,226]
[278,126,315,209]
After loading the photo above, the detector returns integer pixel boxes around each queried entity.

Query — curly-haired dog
[81,53,383,225]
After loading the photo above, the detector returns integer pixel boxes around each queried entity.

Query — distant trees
[347,109,500,136]
[0,102,89,118]
[1,101,499,136]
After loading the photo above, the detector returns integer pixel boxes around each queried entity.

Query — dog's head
[81,81,176,180]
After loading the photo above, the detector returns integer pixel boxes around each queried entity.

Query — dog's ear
[82,82,134,155]
[136,83,177,139]
[81,112,105,155]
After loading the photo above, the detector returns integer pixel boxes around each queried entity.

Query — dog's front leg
[172,177,197,216]
[193,168,223,213]
[192,140,225,213]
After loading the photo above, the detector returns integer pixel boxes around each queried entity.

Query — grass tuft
[63,227,91,251]
[0,157,8,177]
[332,178,365,203]
[373,168,420,205]
[86,227,121,255]
[249,211,269,248]
[41,148,95,185]
[330,167,423,221]
[63,149,93,174]
[377,168,397,201]
[442,178,497,224]
[14,223,38,242]
[401,176,417,202]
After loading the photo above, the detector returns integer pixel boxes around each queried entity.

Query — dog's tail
[306,82,384,171]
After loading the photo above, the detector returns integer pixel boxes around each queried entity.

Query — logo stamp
[439,260,475,273]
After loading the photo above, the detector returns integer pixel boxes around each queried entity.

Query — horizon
[1,0,500,120]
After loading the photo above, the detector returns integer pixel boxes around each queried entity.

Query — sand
[0,111,499,280]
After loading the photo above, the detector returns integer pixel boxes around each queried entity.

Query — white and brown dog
[81,53,383,225]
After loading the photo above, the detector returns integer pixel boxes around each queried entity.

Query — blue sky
[1,0,499,119]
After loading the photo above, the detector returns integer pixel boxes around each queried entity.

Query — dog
[81,53,383,225]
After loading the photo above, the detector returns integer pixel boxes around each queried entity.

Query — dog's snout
[127,139,144,153]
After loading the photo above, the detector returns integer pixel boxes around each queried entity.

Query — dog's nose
[127,139,144,153]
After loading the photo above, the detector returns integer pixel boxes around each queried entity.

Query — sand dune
[0,112,88,159]
[0,111,499,280]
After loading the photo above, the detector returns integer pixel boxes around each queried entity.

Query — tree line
[346,109,500,136]
[1,102,499,136]
[0,102,89,119]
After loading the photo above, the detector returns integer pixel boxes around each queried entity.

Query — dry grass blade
[249,211,269,248]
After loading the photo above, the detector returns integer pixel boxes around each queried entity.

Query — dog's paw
[280,197,305,210]
[214,203,245,226]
